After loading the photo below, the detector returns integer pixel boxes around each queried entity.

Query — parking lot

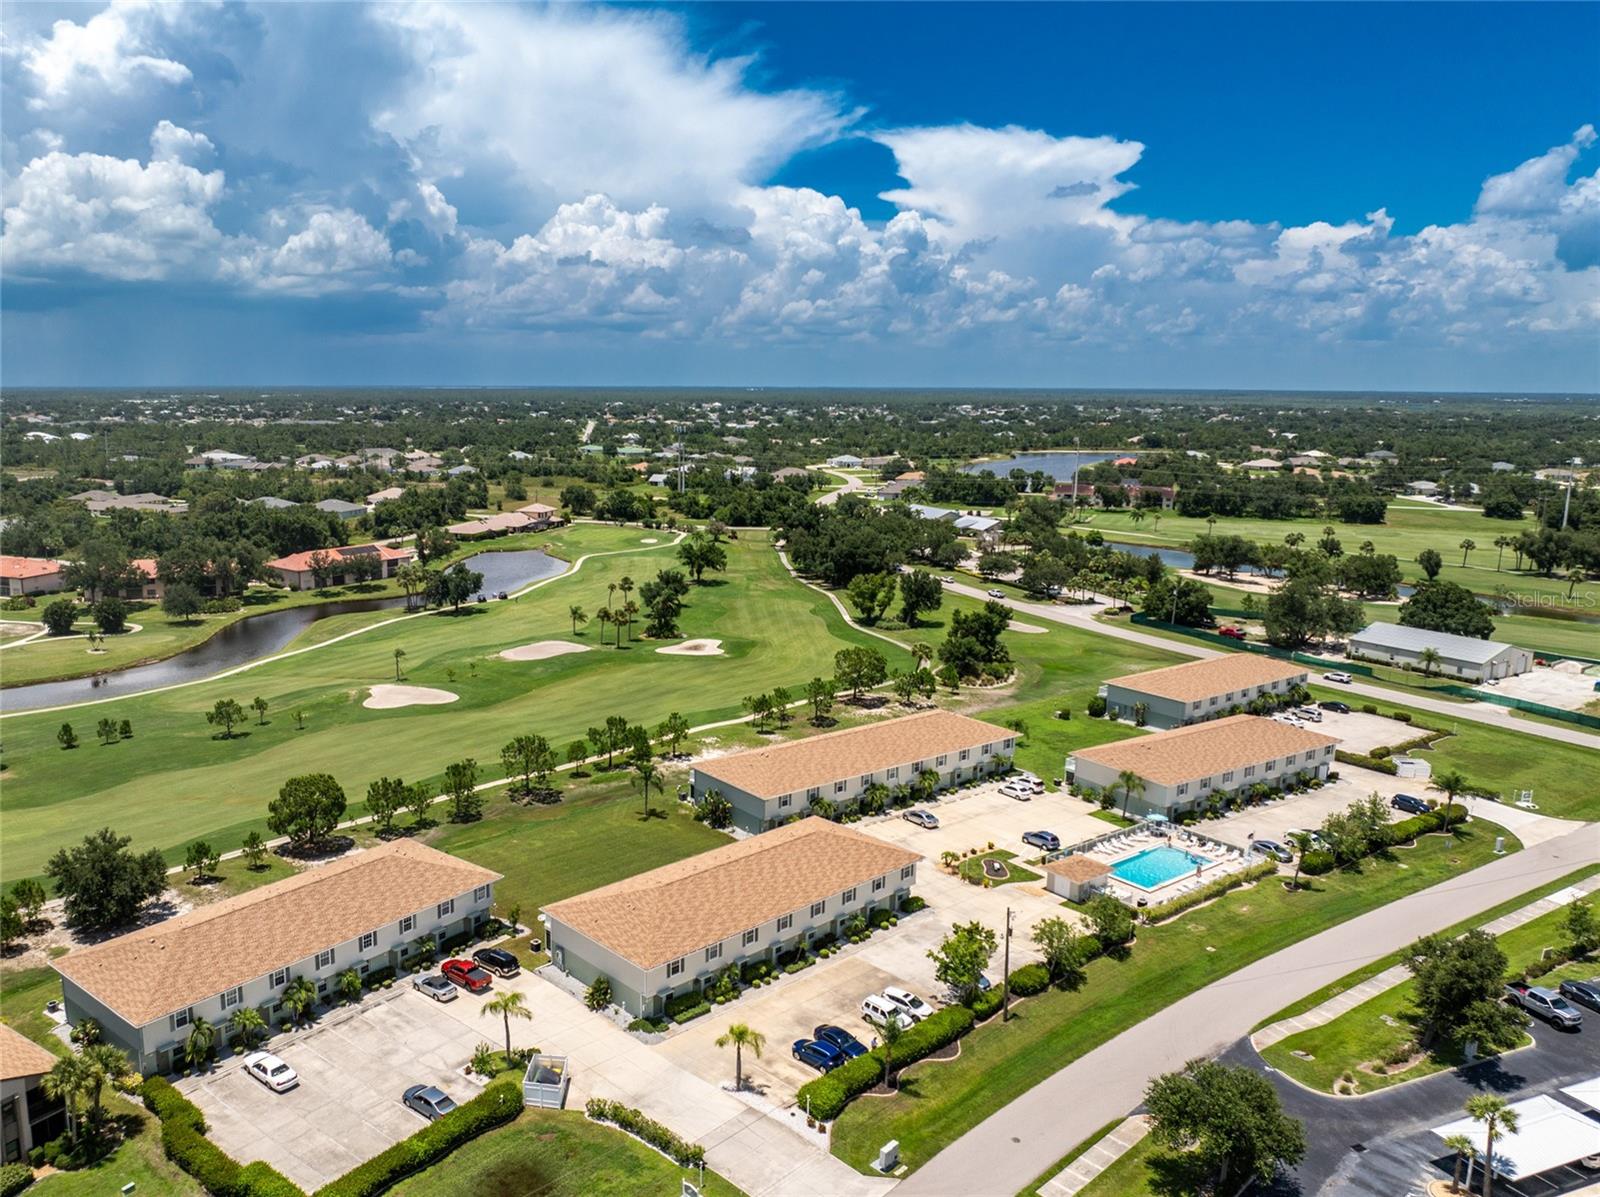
[1306,706,1420,754]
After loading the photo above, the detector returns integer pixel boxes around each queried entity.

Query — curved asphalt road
[895,823,1600,1196]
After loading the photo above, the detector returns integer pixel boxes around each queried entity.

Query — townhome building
[1100,655,1310,729]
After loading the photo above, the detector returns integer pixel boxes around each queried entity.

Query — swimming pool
[1111,846,1212,890]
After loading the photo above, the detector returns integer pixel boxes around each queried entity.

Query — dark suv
[472,947,521,978]
[1391,794,1430,815]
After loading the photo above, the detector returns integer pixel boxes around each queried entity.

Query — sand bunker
[640,537,660,544]
[364,684,460,710]
[1008,621,1049,634]
[656,638,725,656]
[498,640,591,662]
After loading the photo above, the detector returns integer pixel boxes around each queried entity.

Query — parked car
[882,986,934,1022]
[903,809,940,829]
[243,1051,298,1093]
[1286,828,1327,851]
[1322,671,1353,684]
[861,994,914,1030]
[1217,626,1247,641]
[1014,771,1046,792]
[411,973,459,1002]
[938,576,955,584]
[1249,839,1293,863]
[998,782,1033,801]
[986,589,1006,599]
[440,958,493,993]
[1294,707,1322,722]
[1021,830,1060,852]
[1391,794,1431,815]
[1504,981,1584,1029]
[402,1084,458,1121]
[1319,700,1352,713]
[813,1025,869,1059]
[791,1038,847,1073]
[472,947,521,978]
[1558,978,1600,1013]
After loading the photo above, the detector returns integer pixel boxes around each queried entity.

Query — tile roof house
[54,841,499,1075]
[265,543,414,589]
[543,819,920,1017]
[0,1023,67,1161]
[0,555,67,596]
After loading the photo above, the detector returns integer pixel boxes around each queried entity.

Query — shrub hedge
[1382,804,1466,846]
[585,1098,705,1167]
[1299,849,1336,876]
[1007,963,1051,996]
[670,1002,711,1024]
[1143,860,1278,923]
[140,1077,305,1197]
[0,1163,32,1197]
[314,1080,522,1197]
[1336,749,1397,775]
[796,1005,976,1121]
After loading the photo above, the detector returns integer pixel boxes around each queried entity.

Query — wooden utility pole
[1002,906,1014,1022]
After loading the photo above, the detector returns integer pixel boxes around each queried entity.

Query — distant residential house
[953,514,1001,535]
[189,450,257,469]
[860,455,896,468]
[1101,656,1310,729]
[22,431,59,442]
[826,454,863,468]
[627,461,651,474]
[295,454,335,469]
[1491,461,1517,472]
[1406,480,1440,495]
[247,496,299,510]
[122,558,164,601]
[1366,449,1399,462]
[446,512,535,540]
[445,464,478,477]
[0,556,67,597]
[367,486,407,506]
[1,1023,67,1163]
[1091,480,1175,509]
[648,473,670,486]
[70,490,189,516]
[1285,455,1320,468]
[772,467,811,482]
[516,502,561,529]
[877,479,915,499]
[1237,457,1283,470]
[507,450,534,461]
[908,503,958,522]
[266,543,414,589]
[314,498,368,521]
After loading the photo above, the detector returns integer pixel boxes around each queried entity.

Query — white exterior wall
[1347,638,1531,683]
[690,737,1016,833]
[1104,672,1309,730]
[61,883,492,1075]
[1073,744,1336,817]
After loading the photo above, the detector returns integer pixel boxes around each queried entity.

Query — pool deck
[1072,825,1253,904]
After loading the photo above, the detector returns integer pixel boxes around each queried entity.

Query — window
[359,931,377,952]
[316,948,335,970]
[1004,738,1016,751]
[936,754,947,767]
[913,761,924,773]
[810,901,826,918]
[1221,770,1234,783]
[1225,692,1234,702]
[778,794,792,809]
[1324,745,1335,757]
[982,743,993,755]
[1200,777,1212,790]
[1243,765,1255,778]
[1304,751,1317,763]
[706,944,722,963]
[742,928,759,947]
[900,865,914,881]
[887,767,899,780]
[437,899,454,919]
[1265,760,1276,772]
[399,915,415,935]
[473,885,490,902]
[872,876,886,893]
[842,887,857,904]
[834,780,847,794]
[1209,696,1218,707]
[807,787,820,801]
[959,749,970,761]
[222,987,242,1010]
[270,967,290,988]
[667,958,685,978]
[1284,756,1296,769]
[860,773,872,786]
[172,1008,193,1031]
[1176,783,1189,796]
[1191,701,1201,710]
[777,914,793,932]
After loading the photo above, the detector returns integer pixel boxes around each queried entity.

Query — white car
[999,783,1033,801]
[938,576,955,584]
[882,986,934,1022]
[243,1051,298,1093]
[1014,772,1045,792]
[861,994,914,1030]
[986,589,1006,599]
[1323,671,1353,684]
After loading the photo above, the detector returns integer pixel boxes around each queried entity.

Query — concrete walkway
[1038,1116,1150,1197]
[895,821,1600,1196]
[1252,868,1600,1048]
[942,579,1600,752]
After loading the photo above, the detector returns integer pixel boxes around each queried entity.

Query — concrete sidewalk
[894,821,1600,1197]
[1038,1116,1150,1197]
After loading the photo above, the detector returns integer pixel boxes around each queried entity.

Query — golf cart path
[895,821,1600,1196]
[941,579,1600,752]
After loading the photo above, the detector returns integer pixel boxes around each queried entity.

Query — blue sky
[1,1,1596,390]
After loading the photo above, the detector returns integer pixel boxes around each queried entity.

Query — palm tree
[1492,536,1512,572]
[42,1055,92,1144]
[393,647,406,680]
[619,575,634,605]
[1459,538,1476,567]
[606,581,617,610]
[620,599,639,642]
[336,968,362,1003]
[1418,646,1442,677]
[81,1043,129,1119]
[569,605,587,635]
[911,642,933,668]
[1443,1133,1476,1194]
[229,1006,266,1049]
[281,976,317,1026]
[1429,769,1469,814]
[633,759,660,817]
[185,1016,216,1069]
[716,1023,765,1092]
[1568,567,1589,599]
[595,607,613,646]
[1466,1094,1517,1197]
[1115,768,1145,818]
[482,990,532,1058]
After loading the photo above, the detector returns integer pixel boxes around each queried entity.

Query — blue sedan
[791,1038,847,1073]
[813,1024,869,1059]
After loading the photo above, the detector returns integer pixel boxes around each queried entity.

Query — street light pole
[1001,906,1014,1023]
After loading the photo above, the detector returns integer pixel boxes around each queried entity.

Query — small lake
[0,549,565,713]
[1099,540,1418,598]
[961,451,1134,482]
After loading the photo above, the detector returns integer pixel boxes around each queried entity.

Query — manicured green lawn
[1,965,70,1052]
[1262,870,1600,1094]
[1074,1131,1162,1197]
[1019,1118,1125,1197]
[957,849,1041,887]
[829,820,1518,1175]
[35,1095,202,1197]
[0,528,912,879]
[390,1108,745,1197]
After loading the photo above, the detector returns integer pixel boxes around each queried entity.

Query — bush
[584,975,613,1011]
[969,986,1004,1020]
[671,1001,710,1024]
[1299,849,1336,875]
[1361,703,1379,715]
[1392,711,1412,723]
[1336,749,1398,775]
[316,1080,522,1197]
[1087,695,1107,718]
[363,966,395,989]
[1007,963,1051,996]
[203,597,244,614]
[899,894,926,914]
[585,1099,704,1168]
[41,599,77,636]
[1,595,35,611]
[628,1017,665,1033]
[1143,860,1278,922]
[1370,745,1391,759]
[0,1163,33,1197]
[796,1005,976,1121]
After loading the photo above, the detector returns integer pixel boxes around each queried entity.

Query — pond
[0,548,566,713]
[961,450,1134,482]
[1098,540,1417,598]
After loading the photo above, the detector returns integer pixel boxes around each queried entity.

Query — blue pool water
[1111,846,1212,889]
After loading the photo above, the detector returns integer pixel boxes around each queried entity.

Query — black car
[1318,701,1352,714]
[1391,794,1430,815]
[813,1024,869,1059]
[1560,978,1600,1012]
[472,947,521,978]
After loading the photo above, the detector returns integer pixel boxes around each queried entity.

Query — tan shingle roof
[1042,856,1112,883]
[545,819,920,969]
[1072,715,1339,786]
[0,1023,60,1080]
[54,841,500,1027]
[1105,655,1308,704]
[692,710,1016,800]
